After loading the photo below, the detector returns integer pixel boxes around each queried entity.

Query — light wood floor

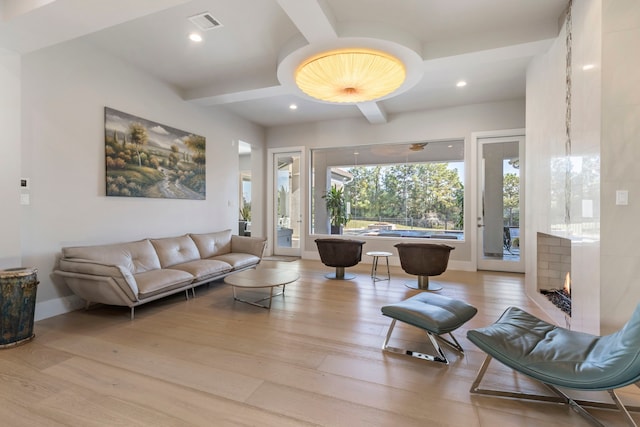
[3,260,639,426]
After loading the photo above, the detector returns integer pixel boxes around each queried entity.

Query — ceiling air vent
[188,12,222,31]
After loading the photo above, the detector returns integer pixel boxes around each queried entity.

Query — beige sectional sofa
[54,229,267,318]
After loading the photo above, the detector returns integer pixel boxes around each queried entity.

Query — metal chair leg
[470,355,640,427]
[371,255,391,282]
[381,319,450,364]
[325,266,356,280]
[404,275,443,291]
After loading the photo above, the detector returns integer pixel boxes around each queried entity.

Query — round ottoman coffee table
[223,268,299,309]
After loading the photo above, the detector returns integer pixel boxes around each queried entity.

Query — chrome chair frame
[467,305,640,427]
[381,293,477,365]
[381,318,465,364]
[470,355,640,427]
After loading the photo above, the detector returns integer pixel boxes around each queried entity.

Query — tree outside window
[311,140,465,239]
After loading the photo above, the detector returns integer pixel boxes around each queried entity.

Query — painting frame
[104,107,206,199]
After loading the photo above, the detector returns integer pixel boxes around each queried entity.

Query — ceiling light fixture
[456,80,467,87]
[289,104,298,110]
[189,33,203,42]
[294,48,406,103]
[409,142,428,151]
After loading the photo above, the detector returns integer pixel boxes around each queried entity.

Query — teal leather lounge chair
[467,305,640,426]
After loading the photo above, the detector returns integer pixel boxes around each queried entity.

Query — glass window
[311,140,465,239]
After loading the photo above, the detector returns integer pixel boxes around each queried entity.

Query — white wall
[526,0,602,333]
[249,141,265,239]
[239,153,251,171]
[266,99,526,268]
[527,0,640,334]
[601,0,640,333]
[20,38,264,320]
[0,48,21,268]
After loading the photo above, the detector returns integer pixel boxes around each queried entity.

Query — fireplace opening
[537,232,572,318]
[541,272,571,316]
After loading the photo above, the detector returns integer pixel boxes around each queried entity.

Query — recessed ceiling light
[189,33,203,42]
[456,81,467,87]
[582,64,595,71]
[289,104,298,110]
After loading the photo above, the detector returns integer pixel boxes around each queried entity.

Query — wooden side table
[366,251,392,282]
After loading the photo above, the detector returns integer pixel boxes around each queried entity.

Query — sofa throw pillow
[190,229,232,259]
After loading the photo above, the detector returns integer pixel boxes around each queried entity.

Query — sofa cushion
[150,235,201,268]
[211,253,261,271]
[62,239,161,274]
[135,269,194,299]
[189,230,232,259]
[231,235,267,258]
[169,259,232,282]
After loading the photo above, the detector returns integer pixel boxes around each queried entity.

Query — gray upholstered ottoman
[381,293,477,364]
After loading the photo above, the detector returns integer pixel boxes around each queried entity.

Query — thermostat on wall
[20,177,30,189]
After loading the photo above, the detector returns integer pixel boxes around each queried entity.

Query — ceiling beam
[357,102,388,124]
[186,1,341,109]
[185,85,290,106]
[276,0,337,43]
[422,39,555,71]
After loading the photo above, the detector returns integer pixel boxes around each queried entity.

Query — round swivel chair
[394,242,455,291]
[315,238,365,280]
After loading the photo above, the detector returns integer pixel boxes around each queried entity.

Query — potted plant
[322,185,349,234]
[239,205,251,236]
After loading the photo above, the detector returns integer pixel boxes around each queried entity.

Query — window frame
[310,139,465,241]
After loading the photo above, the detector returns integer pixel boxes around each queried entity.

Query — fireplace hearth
[541,271,571,316]
[541,288,571,316]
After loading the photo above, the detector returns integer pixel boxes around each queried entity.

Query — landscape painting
[105,107,205,199]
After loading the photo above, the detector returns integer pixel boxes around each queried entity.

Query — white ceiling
[0,0,568,127]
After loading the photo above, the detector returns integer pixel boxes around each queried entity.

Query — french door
[476,135,524,273]
[268,149,303,257]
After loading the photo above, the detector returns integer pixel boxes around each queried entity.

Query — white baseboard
[35,294,84,321]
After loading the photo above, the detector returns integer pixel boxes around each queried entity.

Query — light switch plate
[20,193,30,205]
[616,190,629,205]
